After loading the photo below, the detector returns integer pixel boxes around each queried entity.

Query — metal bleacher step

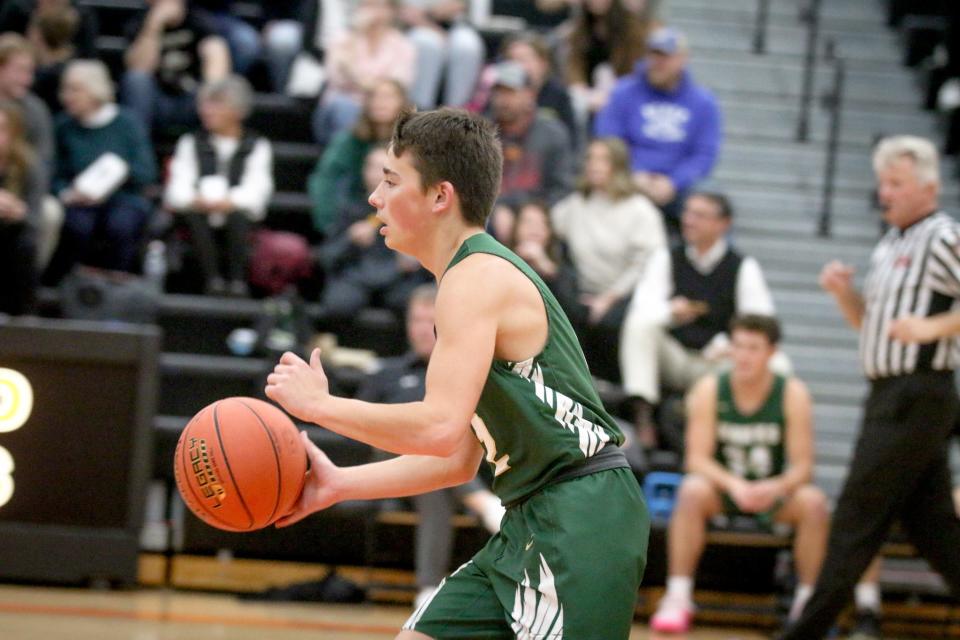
[668,0,892,25]
[689,57,922,109]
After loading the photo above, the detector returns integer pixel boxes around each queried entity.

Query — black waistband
[869,369,954,387]
[503,446,630,509]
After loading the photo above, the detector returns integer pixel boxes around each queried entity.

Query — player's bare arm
[820,260,864,329]
[265,251,528,457]
[774,378,815,495]
[889,311,960,343]
[275,431,485,528]
[684,375,738,494]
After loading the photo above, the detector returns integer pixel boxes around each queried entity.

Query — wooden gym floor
[0,583,769,640]
[0,553,938,639]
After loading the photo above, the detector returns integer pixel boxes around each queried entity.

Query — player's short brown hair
[390,108,503,227]
[730,314,782,346]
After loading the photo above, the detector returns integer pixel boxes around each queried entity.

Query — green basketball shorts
[403,467,649,639]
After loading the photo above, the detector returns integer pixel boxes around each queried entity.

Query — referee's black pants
[778,370,960,639]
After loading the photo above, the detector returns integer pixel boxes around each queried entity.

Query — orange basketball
[174,397,307,532]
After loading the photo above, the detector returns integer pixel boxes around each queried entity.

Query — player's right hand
[265,348,330,424]
[275,432,341,527]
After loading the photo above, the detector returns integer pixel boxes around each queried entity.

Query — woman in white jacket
[550,136,666,383]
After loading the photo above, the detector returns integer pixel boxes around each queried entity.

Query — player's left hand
[274,431,341,527]
[889,316,939,344]
[265,348,330,423]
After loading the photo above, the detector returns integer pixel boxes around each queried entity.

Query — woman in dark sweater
[44,59,157,284]
[0,100,45,315]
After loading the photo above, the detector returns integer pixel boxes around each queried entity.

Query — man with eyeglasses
[619,190,781,455]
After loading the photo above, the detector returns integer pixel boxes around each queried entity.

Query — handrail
[752,0,771,54]
[818,40,845,238]
[795,0,821,142]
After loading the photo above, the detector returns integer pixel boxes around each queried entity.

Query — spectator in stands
[27,3,79,114]
[471,32,580,153]
[504,31,580,153]
[399,0,485,109]
[0,100,45,315]
[314,144,429,322]
[191,0,261,75]
[595,26,722,230]
[43,60,157,284]
[619,190,776,453]
[308,78,411,235]
[649,314,828,634]
[0,33,53,168]
[121,0,231,137]
[0,33,60,273]
[356,283,504,610]
[260,0,315,93]
[551,137,666,383]
[555,0,651,121]
[0,0,98,59]
[312,0,415,145]
[163,75,274,297]
[507,199,583,327]
[488,61,574,233]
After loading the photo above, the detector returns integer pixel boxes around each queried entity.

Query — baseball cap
[647,27,688,55]
[492,61,531,90]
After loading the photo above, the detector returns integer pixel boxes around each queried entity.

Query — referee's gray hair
[63,59,114,104]
[872,135,940,185]
[198,75,254,120]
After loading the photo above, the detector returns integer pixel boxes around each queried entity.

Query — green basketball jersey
[714,372,787,482]
[444,233,625,505]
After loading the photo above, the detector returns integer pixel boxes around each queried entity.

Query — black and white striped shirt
[860,211,960,379]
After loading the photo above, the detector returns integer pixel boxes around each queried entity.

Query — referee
[778,135,960,639]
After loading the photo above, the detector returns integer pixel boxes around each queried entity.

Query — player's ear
[432,181,456,213]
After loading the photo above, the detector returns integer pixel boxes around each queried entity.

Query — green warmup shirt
[445,233,626,506]
[715,372,787,482]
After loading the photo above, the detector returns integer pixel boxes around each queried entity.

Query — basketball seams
[236,398,284,526]
[176,408,241,531]
[213,401,257,530]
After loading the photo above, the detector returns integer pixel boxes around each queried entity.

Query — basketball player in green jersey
[265,108,649,639]
[650,315,828,634]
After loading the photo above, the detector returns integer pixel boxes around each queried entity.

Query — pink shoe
[650,595,694,633]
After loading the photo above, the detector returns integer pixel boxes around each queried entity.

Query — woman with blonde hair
[551,136,666,382]
[308,78,411,234]
[0,100,46,314]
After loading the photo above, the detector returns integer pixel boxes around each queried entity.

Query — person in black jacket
[314,144,430,321]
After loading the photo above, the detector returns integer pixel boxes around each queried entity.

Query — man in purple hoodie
[594,27,722,233]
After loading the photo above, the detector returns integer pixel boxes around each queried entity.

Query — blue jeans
[44,194,152,285]
[311,92,362,146]
[194,9,262,74]
[120,71,199,136]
